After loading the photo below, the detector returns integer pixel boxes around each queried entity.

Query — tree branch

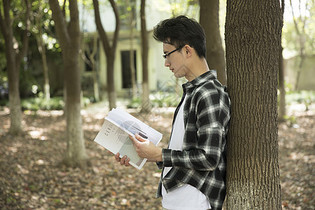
[92,0,111,56]
[16,0,31,64]
[108,0,120,53]
[49,0,70,49]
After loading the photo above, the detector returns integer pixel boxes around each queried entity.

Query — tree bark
[93,0,120,110]
[49,0,88,168]
[225,1,282,209]
[0,0,30,135]
[140,0,151,113]
[199,0,226,85]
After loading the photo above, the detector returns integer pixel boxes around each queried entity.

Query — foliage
[19,95,92,111]
[30,0,60,52]
[286,90,315,106]
[21,96,65,111]
[19,67,41,98]
[0,71,8,100]
[127,91,180,108]
[283,0,315,57]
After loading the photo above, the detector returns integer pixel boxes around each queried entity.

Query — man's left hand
[129,134,162,162]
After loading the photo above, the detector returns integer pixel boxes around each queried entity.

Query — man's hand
[130,134,162,162]
[115,153,131,167]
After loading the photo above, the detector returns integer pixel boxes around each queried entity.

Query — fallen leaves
[0,105,314,209]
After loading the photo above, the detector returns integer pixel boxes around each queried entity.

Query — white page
[94,108,163,170]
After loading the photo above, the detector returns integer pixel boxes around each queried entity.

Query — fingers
[129,134,146,144]
[115,153,121,162]
[115,153,130,167]
[135,133,146,142]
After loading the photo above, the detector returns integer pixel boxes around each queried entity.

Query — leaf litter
[0,104,314,209]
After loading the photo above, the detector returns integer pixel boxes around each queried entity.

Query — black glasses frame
[162,46,183,59]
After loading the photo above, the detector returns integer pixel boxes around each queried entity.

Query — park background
[0,0,314,209]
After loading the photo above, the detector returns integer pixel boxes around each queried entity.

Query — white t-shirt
[161,96,211,210]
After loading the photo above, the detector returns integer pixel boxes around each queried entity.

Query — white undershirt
[161,96,211,210]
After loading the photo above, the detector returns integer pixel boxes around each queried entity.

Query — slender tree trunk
[93,0,119,110]
[5,33,22,134]
[0,0,30,135]
[106,54,117,109]
[91,35,100,102]
[37,32,50,102]
[49,0,88,168]
[225,1,282,209]
[35,0,50,102]
[130,27,137,99]
[199,0,226,85]
[140,0,151,113]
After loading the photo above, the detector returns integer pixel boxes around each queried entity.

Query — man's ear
[184,45,193,58]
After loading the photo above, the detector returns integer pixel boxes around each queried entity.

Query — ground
[0,102,314,209]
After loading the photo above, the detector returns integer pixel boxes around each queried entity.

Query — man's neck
[185,58,210,82]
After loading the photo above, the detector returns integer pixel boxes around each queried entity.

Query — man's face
[163,43,191,80]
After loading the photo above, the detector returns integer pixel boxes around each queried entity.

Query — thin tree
[140,0,150,113]
[93,0,120,110]
[49,0,88,167]
[199,0,226,85]
[290,0,308,90]
[0,0,30,135]
[128,0,137,99]
[34,0,51,102]
[225,0,282,209]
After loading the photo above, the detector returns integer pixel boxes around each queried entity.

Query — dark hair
[153,15,206,58]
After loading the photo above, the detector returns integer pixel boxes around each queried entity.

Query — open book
[94,108,163,170]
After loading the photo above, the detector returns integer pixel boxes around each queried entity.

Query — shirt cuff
[161,148,172,167]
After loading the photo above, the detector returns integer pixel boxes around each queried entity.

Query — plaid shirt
[156,71,231,210]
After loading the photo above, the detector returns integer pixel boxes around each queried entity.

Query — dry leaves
[0,104,314,209]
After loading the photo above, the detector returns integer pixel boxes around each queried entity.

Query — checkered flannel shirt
[156,71,231,210]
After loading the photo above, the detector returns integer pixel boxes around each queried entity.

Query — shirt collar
[183,71,216,91]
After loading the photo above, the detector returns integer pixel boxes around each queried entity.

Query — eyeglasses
[162,46,183,59]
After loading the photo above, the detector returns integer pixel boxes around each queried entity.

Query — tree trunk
[107,54,117,110]
[225,1,282,209]
[93,0,120,110]
[0,0,30,135]
[91,35,100,102]
[128,0,137,99]
[199,0,226,85]
[140,0,151,113]
[49,0,88,168]
[35,0,50,102]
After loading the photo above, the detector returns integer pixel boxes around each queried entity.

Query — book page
[94,108,163,170]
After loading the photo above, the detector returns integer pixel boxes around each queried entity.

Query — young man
[115,15,231,210]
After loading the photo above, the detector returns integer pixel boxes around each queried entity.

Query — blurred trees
[225,0,283,208]
[32,0,51,102]
[199,0,226,85]
[284,0,315,90]
[49,0,88,167]
[140,0,150,113]
[93,0,120,110]
[0,0,31,134]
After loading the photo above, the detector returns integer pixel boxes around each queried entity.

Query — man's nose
[164,59,170,67]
